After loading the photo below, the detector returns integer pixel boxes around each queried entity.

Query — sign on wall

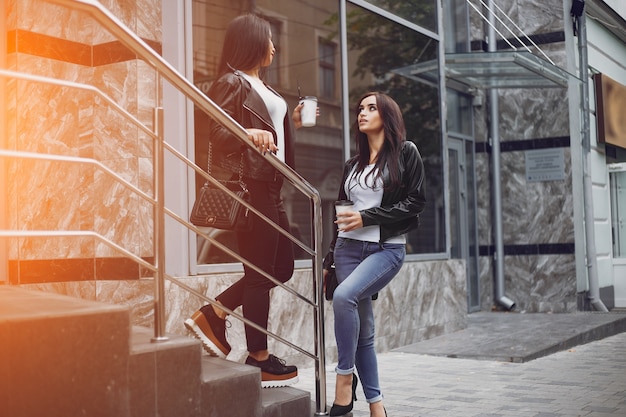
[594,73,626,150]
[525,148,565,182]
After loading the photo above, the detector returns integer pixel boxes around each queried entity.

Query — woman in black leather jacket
[324,92,426,417]
[185,14,311,388]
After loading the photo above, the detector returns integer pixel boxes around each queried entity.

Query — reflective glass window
[344,3,444,254]
[319,39,337,99]
[361,0,438,33]
[191,0,445,265]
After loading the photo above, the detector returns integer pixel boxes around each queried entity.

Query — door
[609,163,626,307]
[448,137,480,311]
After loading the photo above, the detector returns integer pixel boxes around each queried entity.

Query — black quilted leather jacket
[206,70,296,181]
[323,141,426,269]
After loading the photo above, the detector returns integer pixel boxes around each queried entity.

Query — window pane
[610,170,626,258]
[362,0,438,33]
[443,0,470,53]
[344,3,445,254]
[447,90,473,136]
[264,19,281,85]
[319,40,336,99]
[192,0,344,264]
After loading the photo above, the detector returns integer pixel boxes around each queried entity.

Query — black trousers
[216,176,295,352]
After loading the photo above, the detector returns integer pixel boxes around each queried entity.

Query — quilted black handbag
[190,144,253,232]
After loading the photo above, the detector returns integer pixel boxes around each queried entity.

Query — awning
[392,51,575,92]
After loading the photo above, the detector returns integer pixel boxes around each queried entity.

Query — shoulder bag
[189,143,253,232]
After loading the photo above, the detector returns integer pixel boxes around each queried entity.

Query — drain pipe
[487,0,515,311]
[574,6,608,312]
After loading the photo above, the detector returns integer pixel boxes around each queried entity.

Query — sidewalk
[295,311,626,417]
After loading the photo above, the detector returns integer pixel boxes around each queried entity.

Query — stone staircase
[0,286,312,417]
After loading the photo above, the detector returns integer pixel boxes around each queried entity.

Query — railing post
[152,106,168,342]
[313,195,328,415]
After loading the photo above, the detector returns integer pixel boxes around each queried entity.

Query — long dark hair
[217,14,271,76]
[350,92,406,190]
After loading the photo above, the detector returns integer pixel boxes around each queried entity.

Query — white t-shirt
[240,72,287,163]
[339,164,406,244]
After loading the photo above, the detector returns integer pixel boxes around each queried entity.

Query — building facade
[2,0,625,367]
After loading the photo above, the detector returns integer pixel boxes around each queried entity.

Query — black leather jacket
[323,141,426,269]
[206,70,296,181]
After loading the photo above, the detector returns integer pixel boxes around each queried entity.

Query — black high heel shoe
[329,373,358,416]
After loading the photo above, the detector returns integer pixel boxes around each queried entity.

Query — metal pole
[313,193,327,416]
[576,11,608,312]
[340,0,351,163]
[487,0,515,310]
[152,106,169,341]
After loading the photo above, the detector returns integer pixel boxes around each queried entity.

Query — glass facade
[362,0,439,33]
[344,2,444,254]
[192,0,445,265]
[610,167,626,258]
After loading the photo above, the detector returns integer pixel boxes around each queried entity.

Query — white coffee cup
[335,200,354,229]
[299,96,317,127]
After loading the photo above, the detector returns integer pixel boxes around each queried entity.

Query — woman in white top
[323,92,426,416]
[185,14,312,388]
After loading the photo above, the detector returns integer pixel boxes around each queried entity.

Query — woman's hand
[246,128,277,154]
[292,102,304,129]
[292,102,319,129]
[335,210,363,232]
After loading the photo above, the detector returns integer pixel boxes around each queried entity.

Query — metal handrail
[8,0,327,413]
[1,68,325,405]
[0,227,318,361]
[0,148,318,355]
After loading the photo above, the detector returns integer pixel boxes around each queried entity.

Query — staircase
[0,286,312,417]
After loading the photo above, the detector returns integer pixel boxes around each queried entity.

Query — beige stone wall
[6,0,161,280]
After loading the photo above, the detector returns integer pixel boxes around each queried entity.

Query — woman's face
[357,95,383,135]
[261,32,275,68]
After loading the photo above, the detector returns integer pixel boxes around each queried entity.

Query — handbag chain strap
[208,141,247,192]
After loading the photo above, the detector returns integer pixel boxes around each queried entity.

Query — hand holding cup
[299,96,318,127]
[335,200,354,230]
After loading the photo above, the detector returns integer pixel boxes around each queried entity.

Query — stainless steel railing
[3,0,328,413]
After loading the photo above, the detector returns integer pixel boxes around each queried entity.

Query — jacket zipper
[243,103,277,142]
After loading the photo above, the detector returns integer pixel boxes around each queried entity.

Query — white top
[240,72,287,162]
[339,164,406,244]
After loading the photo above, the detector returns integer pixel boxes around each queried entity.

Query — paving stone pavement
[295,313,626,417]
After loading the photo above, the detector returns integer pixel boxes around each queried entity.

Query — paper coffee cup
[335,200,354,229]
[299,96,317,127]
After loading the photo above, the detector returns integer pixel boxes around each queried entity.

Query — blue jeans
[332,237,405,403]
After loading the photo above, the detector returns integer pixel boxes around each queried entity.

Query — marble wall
[21,258,467,368]
[6,0,160,280]
[470,0,578,312]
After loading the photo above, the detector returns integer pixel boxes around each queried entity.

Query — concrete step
[129,325,204,417]
[260,386,311,417]
[0,286,131,417]
[199,355,262,417]
[0,286,311,417]
[129,322,312,417]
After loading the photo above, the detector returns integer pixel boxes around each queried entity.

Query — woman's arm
[207,75,247,156]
